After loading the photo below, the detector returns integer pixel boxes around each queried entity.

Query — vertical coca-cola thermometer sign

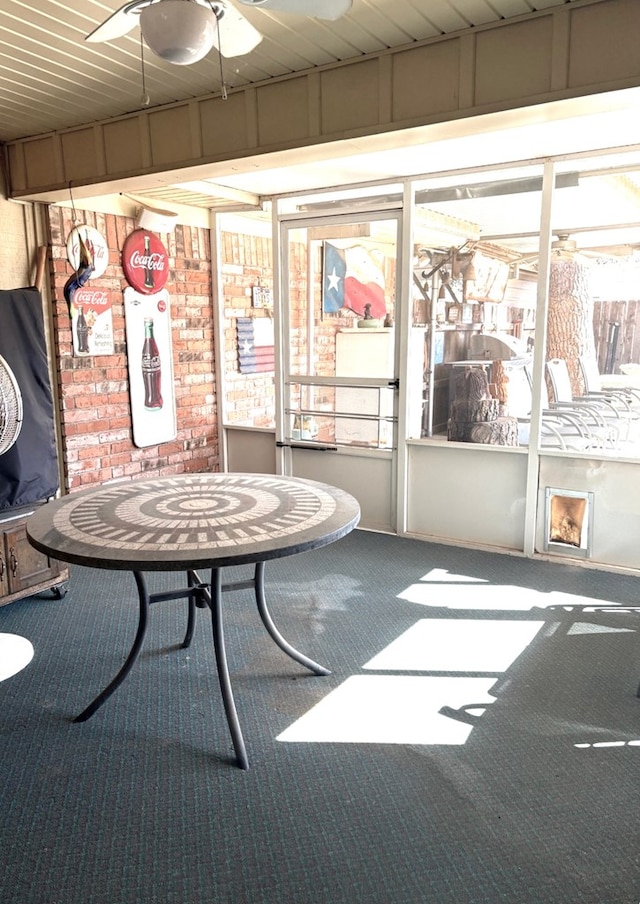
[122,229,169,295]
[123,286,176,448]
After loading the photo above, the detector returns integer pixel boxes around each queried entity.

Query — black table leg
[73,570,150,723]
[207,568,249,770]
[253,562,330,676]
[72,563,327,769]
[182,570,198,648]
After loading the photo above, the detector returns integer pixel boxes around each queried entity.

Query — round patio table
[26,472,360,769]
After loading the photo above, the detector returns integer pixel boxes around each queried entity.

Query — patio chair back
[546,358,574,403]
[579,354,603,393]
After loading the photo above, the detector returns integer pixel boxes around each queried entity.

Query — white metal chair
[546,358,625,446]
[518,364,605,452]
[579,354,640,408]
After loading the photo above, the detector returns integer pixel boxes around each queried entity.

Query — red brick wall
[48,207,218,492]
[220,229,276,427]
[218,234,367,430]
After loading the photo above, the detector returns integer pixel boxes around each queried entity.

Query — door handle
[276,441,338,451]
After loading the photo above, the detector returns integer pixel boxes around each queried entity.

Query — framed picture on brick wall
[251,285,273,308]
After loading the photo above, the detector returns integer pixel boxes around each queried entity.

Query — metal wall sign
[66,225,109,279]
[123,287,176,449]
[122,229,169,295]
[71,286,114,356]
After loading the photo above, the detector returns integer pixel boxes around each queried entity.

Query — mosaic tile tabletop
[27,473,361,571]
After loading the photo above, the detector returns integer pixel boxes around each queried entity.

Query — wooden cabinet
[0,512,68,607]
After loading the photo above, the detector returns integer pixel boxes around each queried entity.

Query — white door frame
[273,201,408,533]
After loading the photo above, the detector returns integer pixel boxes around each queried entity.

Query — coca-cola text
[74,288,108,307]
[129,251,166,272]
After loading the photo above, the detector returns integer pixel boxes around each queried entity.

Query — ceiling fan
[551,233,579,256]
[549,232,638,263]
[510,232,630,273]
[86,0,353,65]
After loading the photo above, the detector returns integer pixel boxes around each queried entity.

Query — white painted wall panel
[407,442,528,551]
[291,448,394,533]
[537,455,640,570]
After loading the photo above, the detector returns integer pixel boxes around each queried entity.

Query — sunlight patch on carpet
[0,634,34,681]
[400,575,633,612]
[363,619,544,672]
[420,568,487,583]
[398,582,545,610]
[277,675,497,745]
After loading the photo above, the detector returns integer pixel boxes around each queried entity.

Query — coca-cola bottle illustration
[142,317,163,410]
[76,306,89,353]
[143,234,155,291]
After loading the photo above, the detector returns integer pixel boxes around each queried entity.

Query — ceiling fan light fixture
[140,0,216,65]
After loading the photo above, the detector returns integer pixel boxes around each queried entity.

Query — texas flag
[237,317,275,374]
[323,242,387,318]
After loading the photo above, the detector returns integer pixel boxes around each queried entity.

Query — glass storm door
[279,212,402,533]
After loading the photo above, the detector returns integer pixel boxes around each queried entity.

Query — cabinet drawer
[4,524,61,595]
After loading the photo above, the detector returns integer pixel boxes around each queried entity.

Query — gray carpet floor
[1,529,639,903]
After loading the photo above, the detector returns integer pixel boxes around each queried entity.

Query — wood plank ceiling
[0,0,575,144]
[6,2,640,272]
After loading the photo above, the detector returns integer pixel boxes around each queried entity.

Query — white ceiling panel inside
[0,0,575,143]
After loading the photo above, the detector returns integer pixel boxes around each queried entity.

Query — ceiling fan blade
[236,0,352,21]
[214,4,263,57]
[85,0,149,43]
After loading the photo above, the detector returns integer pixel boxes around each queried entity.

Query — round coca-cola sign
[122,229,169,295]
[66,225,109,278]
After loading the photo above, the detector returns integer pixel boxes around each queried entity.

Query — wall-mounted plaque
[66,225,109,279]
[71,286,114,357]
[122,229,169,295]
